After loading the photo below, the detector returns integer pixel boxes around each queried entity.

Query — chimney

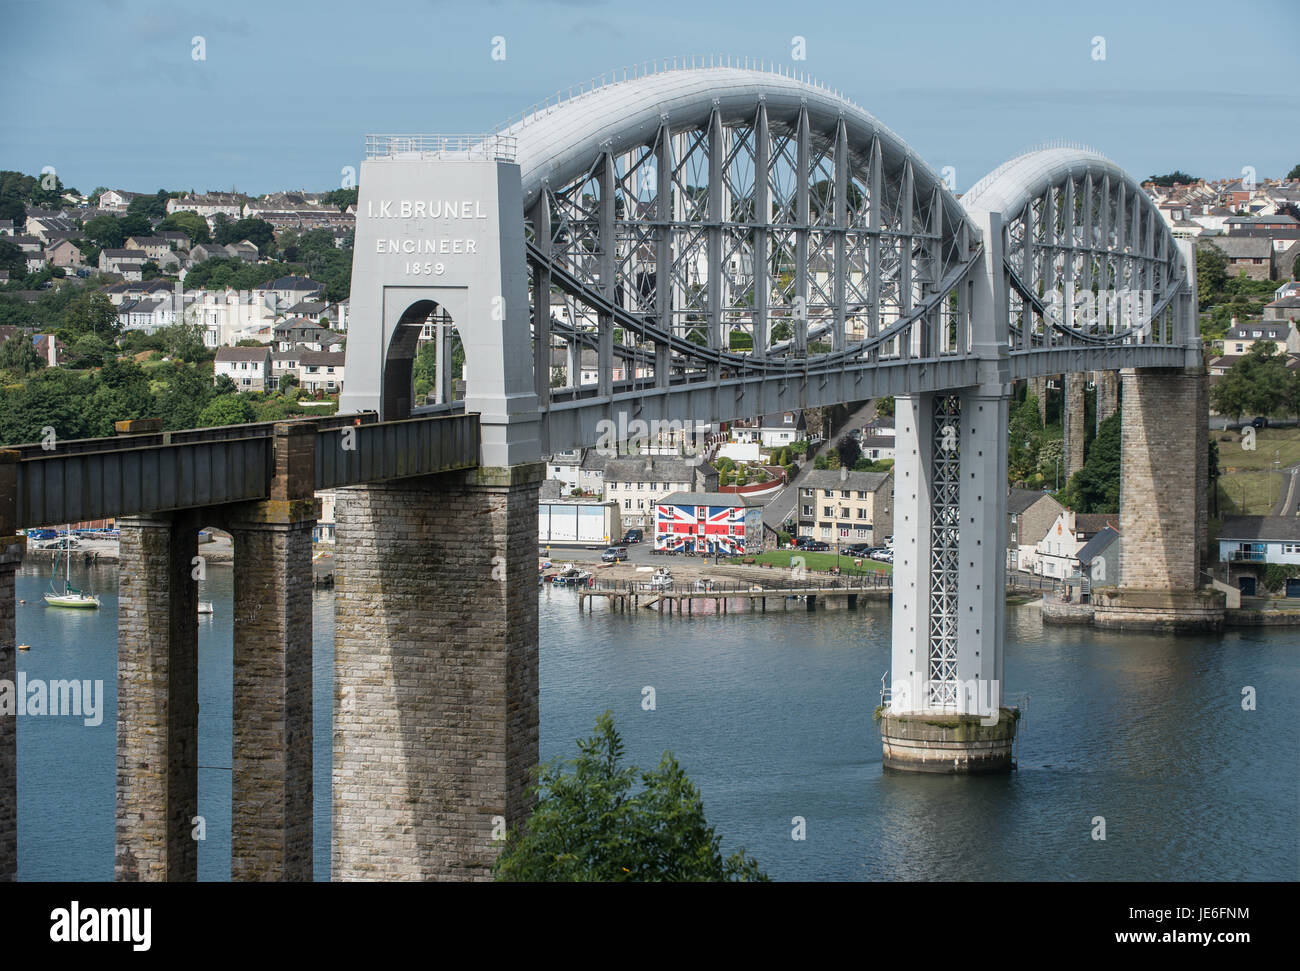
[45,335,56,367]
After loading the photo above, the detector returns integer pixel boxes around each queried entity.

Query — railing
[495,54,866,135]
[1229,550,1267,562]
[365,134,517,162]
[585,575,891,594]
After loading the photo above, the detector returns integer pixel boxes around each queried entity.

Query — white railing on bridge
[365,134,517,162]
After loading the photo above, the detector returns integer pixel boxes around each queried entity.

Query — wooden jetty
[577,577,892,614]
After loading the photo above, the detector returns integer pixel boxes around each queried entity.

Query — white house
[214,346,272,391]
[1218,516,1300,568]
[1034,510,1117,579]
[297,350,345,393]
[546,449,585,494]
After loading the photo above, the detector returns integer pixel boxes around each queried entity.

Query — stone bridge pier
[114,422,317,882]
[1093,367,1224,631]
[331,463,541,880]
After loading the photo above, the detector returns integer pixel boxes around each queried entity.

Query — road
[756,399,882,530]
[1270,463,1300,517]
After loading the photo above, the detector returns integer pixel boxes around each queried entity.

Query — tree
[0,333,44,374]
[1287,164,1300,181]
[1062,411,1121,513]
[197,394,256,427]
[0,368,93,445]
[0,239,25,278]
[1210,341,1291,422]
[63,291,120,339]
[126,190,171,221]
[64,333,111,370]
[157,210,211,245]
[1196,244,1228,309]
[321,187,358,212]
[278,372,298,394]
[80,213,127,250]
[159,320,207,363]
[1146,171,1198,187]
[493,712,767,882]
[215,216,274,254]
[875,396,895,419]
[836,434,861,469]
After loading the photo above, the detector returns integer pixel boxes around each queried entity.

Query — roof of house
[215,346,272,362]
[1073,513,1117,535]
[1225,323,1289,340]
[1077,526,1120,565]
[759,411,805,429]
[1202,236,1274,259]
[1266,297,1300,310]
[604,455,715,482]
[101,249,147,259]
[661,491,756,507]
[297,350,345,367]
[1008,487,1060,516]
[579,449,608,472]
[799,469,892,493]
[274,318,326,334]
[1218,515,1300,542]
[263,275,323,291]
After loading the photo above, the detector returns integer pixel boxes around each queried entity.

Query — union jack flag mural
[654,497,762,554]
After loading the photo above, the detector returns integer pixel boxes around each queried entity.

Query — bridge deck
[8,412,480,530]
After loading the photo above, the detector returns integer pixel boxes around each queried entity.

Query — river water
[12,560,1299,881]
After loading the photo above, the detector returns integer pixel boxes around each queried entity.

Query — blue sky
[2,0,1296,196]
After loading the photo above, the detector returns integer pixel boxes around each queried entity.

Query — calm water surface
[13,560,1299,880]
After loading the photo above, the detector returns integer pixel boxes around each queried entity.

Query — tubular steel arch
[961,147,1197,377]
[504,65,984,448]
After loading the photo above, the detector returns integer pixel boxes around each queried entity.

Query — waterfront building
[654,492,762,555]
[797,468,893,545]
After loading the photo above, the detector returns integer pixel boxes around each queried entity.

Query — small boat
[649,568,674,590]
[17,644,30,652]
[551,565,593,586]
[44,529,100,609]
[198,601,214,614]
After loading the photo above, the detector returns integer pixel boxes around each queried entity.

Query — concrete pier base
[1092,588,1225,633]
[879,709,1018,774]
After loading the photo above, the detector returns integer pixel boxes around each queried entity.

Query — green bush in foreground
[494,711,768,882]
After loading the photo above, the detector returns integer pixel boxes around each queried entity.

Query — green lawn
[1217,470,1285,516]
[729,550,893,575]
[1215,427,1300,473]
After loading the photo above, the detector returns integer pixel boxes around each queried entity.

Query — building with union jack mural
[654,492,763,555]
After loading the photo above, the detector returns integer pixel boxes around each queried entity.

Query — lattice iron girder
[967,148,1189,355]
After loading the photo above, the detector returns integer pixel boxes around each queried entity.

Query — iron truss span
[499,66,1194,452]
[962,146,1196,372]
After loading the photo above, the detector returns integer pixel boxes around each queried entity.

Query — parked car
[801,540,831,552]
[623,529,643,544]
[601,546,629,563]
[1251,416,1269,429]
[845,544,872,556]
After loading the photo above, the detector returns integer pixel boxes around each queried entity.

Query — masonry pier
[1093,367,1224,631]
[332,464,541,880]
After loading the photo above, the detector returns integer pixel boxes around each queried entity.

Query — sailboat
[44,527,100,609]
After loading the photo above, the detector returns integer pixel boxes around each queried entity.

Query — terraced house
[797,468,893,545]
